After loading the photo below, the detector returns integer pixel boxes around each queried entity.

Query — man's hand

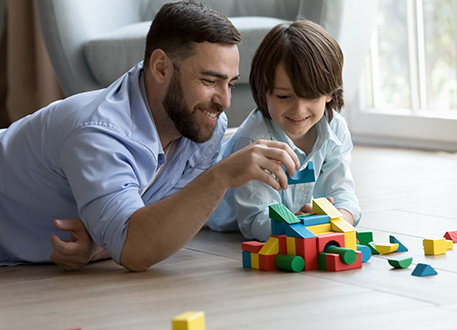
[50,219,110,271]
[216,140,300,191]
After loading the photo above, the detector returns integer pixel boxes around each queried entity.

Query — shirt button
[299,186,306,192]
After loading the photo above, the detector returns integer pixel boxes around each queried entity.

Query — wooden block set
[242,198,370,273]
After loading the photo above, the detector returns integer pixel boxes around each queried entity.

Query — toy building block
[411,263,438,277]
[389,235,408,252]
[367,242,380,255]
[312,198,343,220]
[285,222,316,239]
[356,244,372,262]
[325,245,358,265]
[388,256,413,269]
[274,254,305,272]
[271,218,288,236]
[356,231,374,246]
[308,223,332,234]
[295,237,318,271]
[273,235,288,254]
[259,254,277,271]
[446,240,454,250]
[344,231,357,250]
[172,311,205,330]
[444,231,457,243]
[330,217,356,233]
[318,253,329,270]
[423,238,447,255]
[242,251,251,268]
[286,237,296,255]
[300,214,329,227]
[284,161,315,184]
[325,251,363,272]
[375,243,399,254]
[241,241,264,253]
[258,237,279,255]
[269,203,301,224]
[317,232,345,253]
[251,253,259,269]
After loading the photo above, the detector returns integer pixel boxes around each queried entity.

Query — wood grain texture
[2,145,457,329]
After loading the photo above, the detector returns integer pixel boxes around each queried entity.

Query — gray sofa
[35,0,376,127]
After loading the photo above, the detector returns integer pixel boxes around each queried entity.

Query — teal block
[301,214,330,227]
[271,219,287,236]
[285,223,316,239]
[357,244,372,262]
[411,263,437,277]
[242,251,251,268]
[389,235,408,252]
[283,161,315,184]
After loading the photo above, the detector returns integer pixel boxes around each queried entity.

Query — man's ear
[147,49,173,84]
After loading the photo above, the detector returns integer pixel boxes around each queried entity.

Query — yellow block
[172,311,205,330]
[331,217,356,233]
[308,223,332,234]
[258,237,279,255]
[423,238,446,255]
[375,243,399,254]
[251,253,259,269]
[344,231,357,250]
[286,237,296,255]
[446,239,454,250]
[312,198,343,220]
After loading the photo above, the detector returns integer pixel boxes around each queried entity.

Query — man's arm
[120,140,299,271]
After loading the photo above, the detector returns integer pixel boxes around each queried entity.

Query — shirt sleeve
[59,126,149,264]
[313,119,362,226]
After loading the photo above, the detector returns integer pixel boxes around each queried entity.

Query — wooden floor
[2,145,457,330]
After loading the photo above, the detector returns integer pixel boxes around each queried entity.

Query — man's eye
[229,83,235,89]
[203,79,215,85]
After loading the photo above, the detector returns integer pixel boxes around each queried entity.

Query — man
[0,1,298,271]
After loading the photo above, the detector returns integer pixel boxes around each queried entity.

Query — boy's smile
[266,62,331,150]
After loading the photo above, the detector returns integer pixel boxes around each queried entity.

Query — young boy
[207,20,361,241]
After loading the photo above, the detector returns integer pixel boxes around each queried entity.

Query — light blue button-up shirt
[0,62,226,265]
[206,108,361,242]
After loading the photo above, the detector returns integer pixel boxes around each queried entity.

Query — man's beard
[162,70,223,143]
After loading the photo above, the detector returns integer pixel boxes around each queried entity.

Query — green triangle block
[367,242,380,255]
[356,231,373,245]
[411,263,438,277]
[269,204,300,224]
[388,256,413,269]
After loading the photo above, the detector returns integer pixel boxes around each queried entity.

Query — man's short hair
[144,1,241,68]
[249,20,344,122]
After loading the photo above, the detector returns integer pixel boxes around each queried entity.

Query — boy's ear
[326,95,332,103]
[147,49,173,84]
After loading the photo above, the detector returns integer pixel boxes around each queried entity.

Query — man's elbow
[120,254,160,272]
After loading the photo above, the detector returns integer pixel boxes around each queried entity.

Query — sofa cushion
[85,17,289,87]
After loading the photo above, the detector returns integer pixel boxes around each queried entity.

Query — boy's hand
[50,219,110,271]
[295,197,334,215]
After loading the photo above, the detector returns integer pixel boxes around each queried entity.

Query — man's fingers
[50,234,79,256]
[53,218,84,232]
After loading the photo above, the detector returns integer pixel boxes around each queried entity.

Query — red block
[444,231,457,243]
[259,254,277,271]
[316,232,345,253]
[325,251,362,272]
[242,241,264,253]
[295,237,318,271]
[273,235,288,254]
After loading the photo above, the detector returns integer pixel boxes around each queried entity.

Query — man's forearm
[119,165,229,271]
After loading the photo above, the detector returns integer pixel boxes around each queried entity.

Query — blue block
[284,161,315,185]
[285,223,316,239]
[242,251,251,268]
[389,235,408,252]
[356,244,372,262]
[271,219,288,236]
[411,263,437,276]
[301,214,330,227]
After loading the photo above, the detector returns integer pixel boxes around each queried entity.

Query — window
[348,0,457,151]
